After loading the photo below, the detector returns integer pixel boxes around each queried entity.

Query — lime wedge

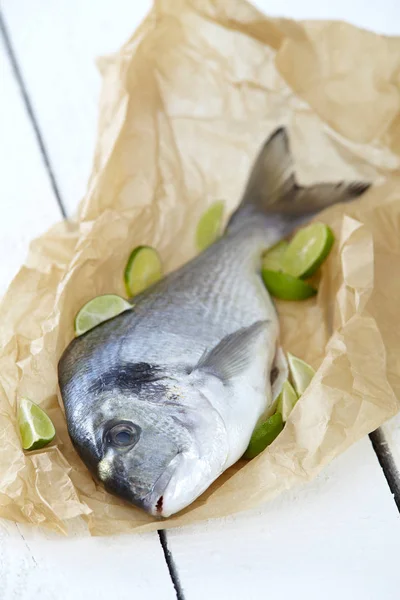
[262,269,317,301]
[196,201,224,251]
[262,240,289,271]
[288,353,315,395]
[124,246,162,297]
[243,412,284,460]
[74,294,131,336]
[282,223,334,279]
[276,380,298,422]
[18,398,56,451]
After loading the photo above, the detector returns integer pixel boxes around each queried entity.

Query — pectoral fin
[194,320,269,382]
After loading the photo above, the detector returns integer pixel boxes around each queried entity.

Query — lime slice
[262,269,317,301]
[262,240,289,271]
[74,294,131,336]
[243,412,284,460]
[18,398,56,451]
[124,246,162,297]
[288,353,315,395]
[196,201,224,251]
[282,223,334,279]
[276,380,298,422]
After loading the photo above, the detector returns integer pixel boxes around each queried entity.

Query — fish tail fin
[228,127,370,231]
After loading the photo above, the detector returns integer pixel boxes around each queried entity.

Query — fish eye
[105,422,140,448]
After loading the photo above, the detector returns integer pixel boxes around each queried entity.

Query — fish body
[58,128,369,517]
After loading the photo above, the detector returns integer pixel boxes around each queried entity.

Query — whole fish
[58,128,369,517]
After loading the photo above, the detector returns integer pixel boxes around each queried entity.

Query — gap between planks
[0,11,66,218]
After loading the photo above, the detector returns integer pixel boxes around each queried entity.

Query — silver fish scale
[62,218,280,388]
[110,218,280,369]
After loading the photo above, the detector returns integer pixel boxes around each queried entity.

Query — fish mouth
[155,495,164,515]
[142,453,183,518]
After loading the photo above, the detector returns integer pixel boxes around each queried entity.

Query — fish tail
[227,127,370,232]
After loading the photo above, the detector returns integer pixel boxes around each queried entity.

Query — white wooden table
[1,1,400,598]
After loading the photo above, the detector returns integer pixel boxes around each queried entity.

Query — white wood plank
[0,38,60,295]
[0,40,175,600]
[167,438,400,600]
[3,1,400,598]
[251,0,400,34]
[1,0,152,216]
[1,519,176,600]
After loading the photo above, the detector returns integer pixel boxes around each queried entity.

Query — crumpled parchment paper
[1,0,400,535]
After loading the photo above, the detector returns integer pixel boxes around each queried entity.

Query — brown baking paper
[1,0,400,535]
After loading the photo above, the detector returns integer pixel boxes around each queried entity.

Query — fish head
[60,362,229,518]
